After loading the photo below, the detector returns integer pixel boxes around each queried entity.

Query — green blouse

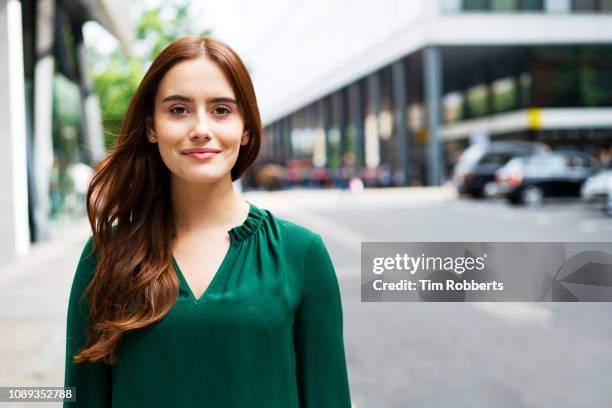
[64,202,351,407]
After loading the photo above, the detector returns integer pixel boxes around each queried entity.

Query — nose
[190,111,213,140]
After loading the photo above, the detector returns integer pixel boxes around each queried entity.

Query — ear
[146,117,157,143]
[240,129,250,146]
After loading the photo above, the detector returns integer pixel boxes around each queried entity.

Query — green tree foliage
[87,0,210,148]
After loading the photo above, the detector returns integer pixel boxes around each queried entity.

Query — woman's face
[147,56,249,184]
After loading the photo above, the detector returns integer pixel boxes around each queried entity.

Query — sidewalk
[0,217,90,407]
[246,185,456,210]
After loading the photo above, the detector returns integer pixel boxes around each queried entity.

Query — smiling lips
[181,147,221,160]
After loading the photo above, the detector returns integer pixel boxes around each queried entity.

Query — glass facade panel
[531,47,580,107]
[572,0,599,10]
[492,77,519,112]
[443,92,464,123]
[491,0,518,10]
[440,46,610,123]
[464,0,489,10]
[440,0,463,12]
[545,0,571,12]
[462,0,544,10]
[460,0,608,11]
[532,46,612,107]
[466,84,490,117]
[521,0,544,9]
[519,73,532,107]
[579,47,612,106]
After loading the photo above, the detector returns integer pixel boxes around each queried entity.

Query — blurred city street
[2,0,612,407]
[2,187,612,407]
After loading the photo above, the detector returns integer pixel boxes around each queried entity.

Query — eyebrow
[161,94,238,105]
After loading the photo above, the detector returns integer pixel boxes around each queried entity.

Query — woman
[64,35,351,407]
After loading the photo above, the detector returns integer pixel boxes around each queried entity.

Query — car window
[478,153,514,165]
[566,155,590,168]
[526,155,566,169]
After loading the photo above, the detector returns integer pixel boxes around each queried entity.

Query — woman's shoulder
[257,205,321,246]
[73,235,98,280]
[261,209,334,272]
[67,235,99,303]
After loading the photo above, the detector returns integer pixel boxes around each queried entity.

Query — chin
[181,169,231,184]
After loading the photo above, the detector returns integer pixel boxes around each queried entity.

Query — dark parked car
[495,151,599,206]
[452,141,549,198]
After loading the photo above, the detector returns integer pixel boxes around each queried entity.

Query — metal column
[276,118,284,164]
[332,90,345,161]
[274,121,282,163]
[75,25,105,163]
[392,59,411,186]
[348,82,365,167]
[283,115,293,163]
[366,71,381,167]
[32,0,56,241]
[423,47,444,186]
[317,98,329,167]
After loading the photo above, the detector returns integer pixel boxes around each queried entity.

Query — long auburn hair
[73,35,262,364]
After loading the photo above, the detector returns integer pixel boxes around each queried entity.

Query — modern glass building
[244,0,612,189]
[0,0,132,263]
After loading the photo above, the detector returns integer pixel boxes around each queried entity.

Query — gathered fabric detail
[228,202,267,243]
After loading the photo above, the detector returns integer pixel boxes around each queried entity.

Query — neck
[171,175,248,234]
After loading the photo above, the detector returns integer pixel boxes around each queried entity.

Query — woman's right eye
[170,106,188,116]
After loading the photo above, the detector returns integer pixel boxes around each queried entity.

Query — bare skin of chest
[172,230,231,299]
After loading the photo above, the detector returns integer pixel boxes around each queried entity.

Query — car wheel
[521,186,544,207]
[483,182,499,198]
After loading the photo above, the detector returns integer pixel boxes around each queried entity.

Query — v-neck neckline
[170,202,260,305]
[171,247,234,306]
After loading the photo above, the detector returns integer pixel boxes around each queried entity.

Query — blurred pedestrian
[341,151,364,192]
[67,162,93,216]
[49,158,62,216]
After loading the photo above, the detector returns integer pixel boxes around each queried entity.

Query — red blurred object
[360,167,379,186]
[310,167,329,181]
[285,159,311,183]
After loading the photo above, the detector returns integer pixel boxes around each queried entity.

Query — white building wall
[208,0,427,123]
[208,0,612,125]
[0,0,31,264]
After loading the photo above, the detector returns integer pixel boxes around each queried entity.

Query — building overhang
[60,0,134,55]
[442,107,612,141]
[262,14,612,125]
